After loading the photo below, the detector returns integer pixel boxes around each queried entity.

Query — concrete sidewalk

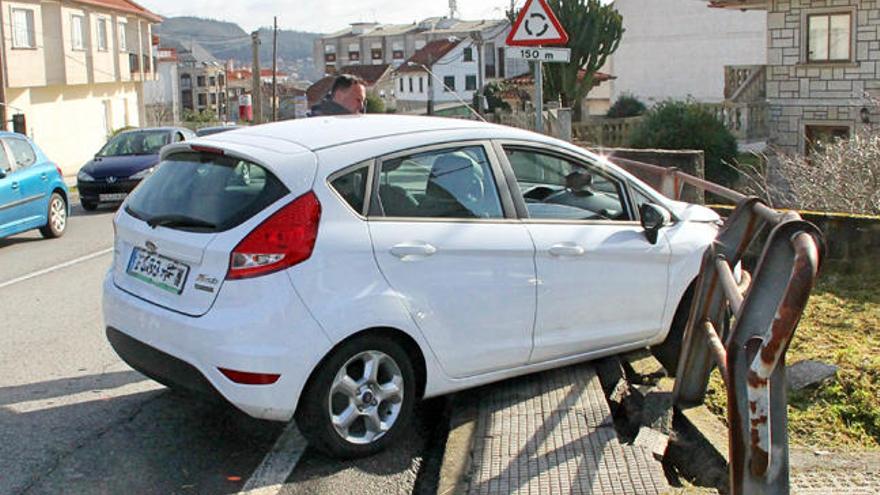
[443,362,668,495]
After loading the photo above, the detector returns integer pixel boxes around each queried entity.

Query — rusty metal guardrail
[608,157,826,495]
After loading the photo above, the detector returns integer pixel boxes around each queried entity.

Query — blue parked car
[0,132,70,240]
[76,127,196,210]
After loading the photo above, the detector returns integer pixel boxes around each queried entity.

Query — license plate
[126,248,190,295]
[100,193,128,201]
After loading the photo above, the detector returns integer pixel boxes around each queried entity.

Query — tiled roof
[306,64,393,105]
[504,70,615,86]
[396,38,462,73]
[72,0,162,22]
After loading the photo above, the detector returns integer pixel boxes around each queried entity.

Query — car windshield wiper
[146,215,217,230]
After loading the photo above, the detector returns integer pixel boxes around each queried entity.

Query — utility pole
[471,30,485,112]
[251,31,262,124]
[0,6,7,131]
[272,17,278,122]
[426,58,434,116]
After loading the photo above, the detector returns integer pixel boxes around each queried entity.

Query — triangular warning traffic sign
[506,0,570,47]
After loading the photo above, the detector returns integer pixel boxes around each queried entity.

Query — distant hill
[155,16,320,65]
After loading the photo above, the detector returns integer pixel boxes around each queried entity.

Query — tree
[628,100,739,187]
[474,81,511,113]
[507,0,624,120]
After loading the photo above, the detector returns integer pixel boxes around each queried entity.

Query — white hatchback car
[104,115,720,458]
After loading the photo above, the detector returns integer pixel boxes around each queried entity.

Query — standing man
[309,74,367,116]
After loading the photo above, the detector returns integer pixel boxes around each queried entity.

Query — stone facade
[763,0,880,153]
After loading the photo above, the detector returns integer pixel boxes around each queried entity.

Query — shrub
[474,81,511,114]
[606,93,646,118]
[773,127,880,215]
[365,92,385,114]
[628,100,739,186]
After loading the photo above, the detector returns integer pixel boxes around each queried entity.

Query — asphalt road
[0,203,444,495]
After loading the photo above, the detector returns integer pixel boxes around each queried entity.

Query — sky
[137,0,518,34]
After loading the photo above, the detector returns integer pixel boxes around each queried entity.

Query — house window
[349,51,360,61]
[11,8,35,49]
[807,13,851,63]
[210,93,217,105]
[97,18,108,51]
[180,74,192,90]
[118,22,127,51]
[465,75,477,91]
[372,49,383,60]
[485,43,496,78]
[443,76,456,91]
[197,75,206,87]
[71,14,85,51]
[463,47,473,62]
[805,125,850,155]
[182,90,193,110]
[399,78,404,92]
[198,93,207,106]
[209,76,216,86]
[393,50,405,60]
[419,77,424,93]
[409,77,413,93]
[325,53,337,62]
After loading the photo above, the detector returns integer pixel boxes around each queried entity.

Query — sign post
[506,0,570,133]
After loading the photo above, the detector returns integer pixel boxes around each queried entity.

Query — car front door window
[505,148,631,222]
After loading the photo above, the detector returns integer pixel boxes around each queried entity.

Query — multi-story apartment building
[710,0,880,154]
[0,0,160,174]
[172,41,226,121]
[314,17,526,82]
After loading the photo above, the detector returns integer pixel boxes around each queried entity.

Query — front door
[367,143,537,378]
[498,144,671,363]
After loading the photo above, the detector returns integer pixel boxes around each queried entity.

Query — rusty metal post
[726,223,823,494]
[673,198,770,405]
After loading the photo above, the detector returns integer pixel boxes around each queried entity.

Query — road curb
[436,392,479,495]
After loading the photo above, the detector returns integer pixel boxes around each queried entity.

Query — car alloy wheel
[40,193,67,238]
[329,350,404,445]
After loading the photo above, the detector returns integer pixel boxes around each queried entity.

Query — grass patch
[704,264,880,450]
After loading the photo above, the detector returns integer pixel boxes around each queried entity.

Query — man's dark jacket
[308,97,352,117]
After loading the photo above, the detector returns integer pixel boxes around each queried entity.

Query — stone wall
[765,0,880,153]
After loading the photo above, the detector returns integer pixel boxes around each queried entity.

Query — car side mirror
[640,203,672,245]
[0,168,6,179]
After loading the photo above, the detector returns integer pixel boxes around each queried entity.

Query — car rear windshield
[98,130,170,157]
[125,152,289,233]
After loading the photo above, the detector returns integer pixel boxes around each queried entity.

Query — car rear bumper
[102,270,332,421]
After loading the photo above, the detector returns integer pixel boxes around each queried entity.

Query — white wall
[7,83,141,175]
[609,0,767,104]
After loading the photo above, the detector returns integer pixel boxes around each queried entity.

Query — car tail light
[54,164,63,177]
[227,191,321,280]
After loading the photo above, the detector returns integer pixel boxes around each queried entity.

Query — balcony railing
[724,65,766,103]
[705,101,769,141]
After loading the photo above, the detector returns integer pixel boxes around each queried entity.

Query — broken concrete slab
[787,359,838,391]
[640,377,676,435]
[634,427,670,461]
[623,348,668,385]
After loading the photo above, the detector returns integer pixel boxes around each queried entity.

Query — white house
[395,35,528,114]
[607,0,767,105]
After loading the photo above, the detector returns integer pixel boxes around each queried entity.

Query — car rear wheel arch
[301,327,428,405]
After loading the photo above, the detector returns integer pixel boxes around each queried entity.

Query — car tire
[296,335,416,459]
[39,192,68,239]
[81,199,98,211]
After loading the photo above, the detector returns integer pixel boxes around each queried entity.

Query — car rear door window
[4,138,37,169]
[504,147,632,222]
[125,152,288,232]
[330,164,370,215]
[376,145,503,219]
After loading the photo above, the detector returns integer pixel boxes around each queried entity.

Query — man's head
[330,74,367,114]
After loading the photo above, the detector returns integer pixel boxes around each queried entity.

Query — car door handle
[40,173,48,181]
[549,243,585,257]
[10,181,19,190]
[390,242,437,258]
